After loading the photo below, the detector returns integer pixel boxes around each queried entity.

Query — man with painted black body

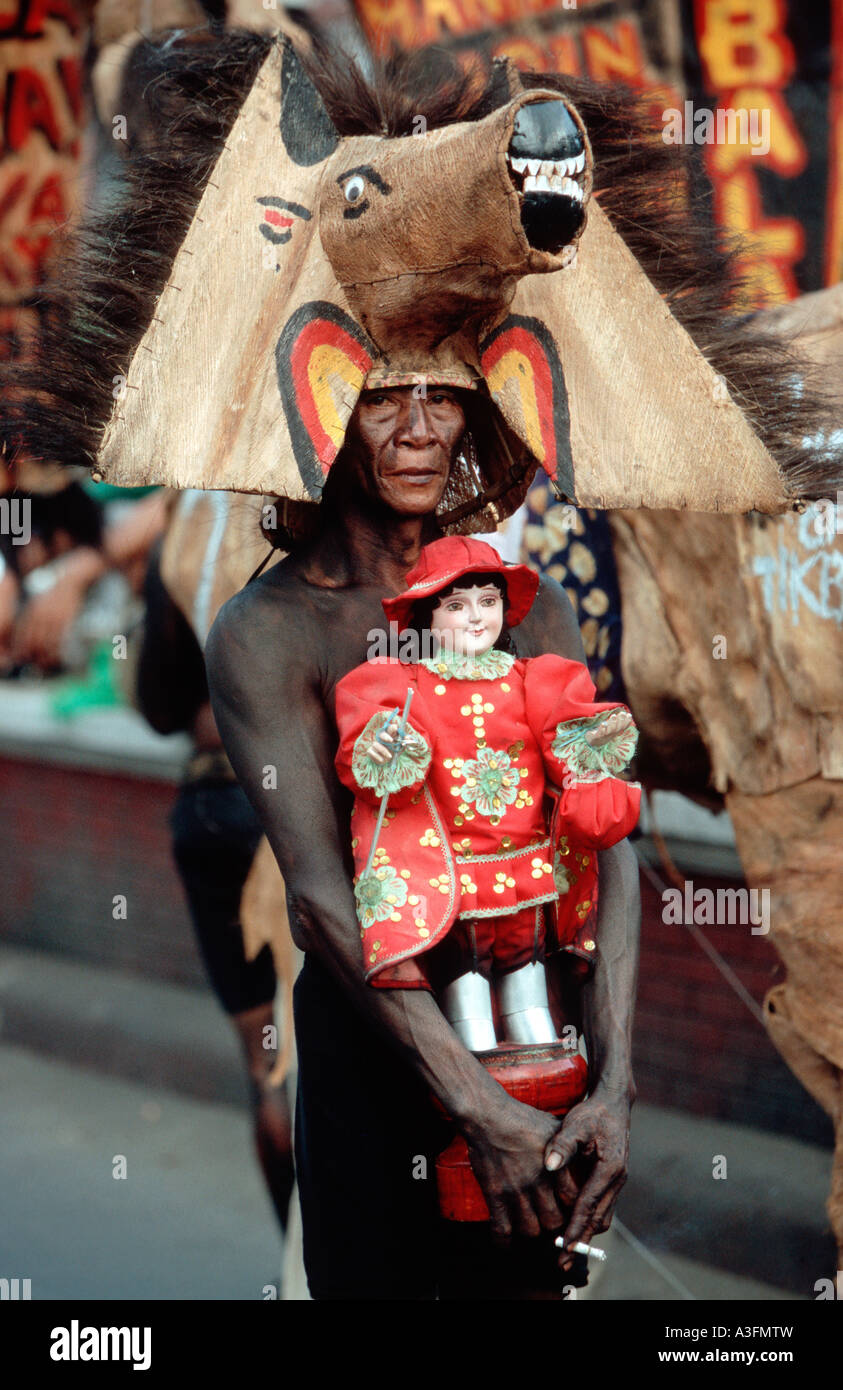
[206,383,640,1300]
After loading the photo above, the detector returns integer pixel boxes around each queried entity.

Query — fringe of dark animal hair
[2,27,274,475]
[3,31,837,499]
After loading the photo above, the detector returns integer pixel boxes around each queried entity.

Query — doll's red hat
[382,537,539,633]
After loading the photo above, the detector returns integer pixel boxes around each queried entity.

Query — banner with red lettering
[353,0,843,307]
[0,0,89,362]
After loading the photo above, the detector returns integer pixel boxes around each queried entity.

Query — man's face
[344,386,466,516]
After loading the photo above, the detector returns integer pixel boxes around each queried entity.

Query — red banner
[0,0,89,361]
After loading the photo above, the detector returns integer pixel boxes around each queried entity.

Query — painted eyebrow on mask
[335,164,392,195]
[256,196,312,219]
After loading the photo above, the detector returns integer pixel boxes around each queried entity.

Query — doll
[334,536,640,1052]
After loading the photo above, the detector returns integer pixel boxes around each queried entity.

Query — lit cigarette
[554,1237,608,1262]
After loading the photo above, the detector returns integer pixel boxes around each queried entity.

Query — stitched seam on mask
[498,106,527,253]
[337,256,539,289]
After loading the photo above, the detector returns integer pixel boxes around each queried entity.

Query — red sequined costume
[334,538,641,988]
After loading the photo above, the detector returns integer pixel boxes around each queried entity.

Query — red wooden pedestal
[435,1042,588,1221]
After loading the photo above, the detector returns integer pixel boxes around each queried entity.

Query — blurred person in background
[0,480,104,673]
[0,483,167,715]
[136,538,295,1236]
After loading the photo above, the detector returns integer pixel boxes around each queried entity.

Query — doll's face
[431,583,504,656]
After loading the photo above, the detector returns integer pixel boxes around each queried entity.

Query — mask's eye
[342,174,366,204]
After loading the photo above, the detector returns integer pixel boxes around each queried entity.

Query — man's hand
[543,1090,631,1271]
[12,578,86,669]
[0,568,19,673]
[12,547,105,670]
[463,1091,567,1241]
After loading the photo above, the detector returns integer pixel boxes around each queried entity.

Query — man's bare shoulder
[517,572,586,663]
[206,558,316,693]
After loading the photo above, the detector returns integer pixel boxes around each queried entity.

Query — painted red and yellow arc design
[480,320,560,476]
[289,316,373,470]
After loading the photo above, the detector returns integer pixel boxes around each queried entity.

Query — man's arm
[522,575,641,1269]
[206,580,571,1240]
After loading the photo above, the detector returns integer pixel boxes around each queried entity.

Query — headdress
[5,32,837,523]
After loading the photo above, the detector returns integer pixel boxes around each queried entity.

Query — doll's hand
[369,716,401,765]
[584,708,633,750]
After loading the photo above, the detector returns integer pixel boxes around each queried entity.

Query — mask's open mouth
[507,99,589,254]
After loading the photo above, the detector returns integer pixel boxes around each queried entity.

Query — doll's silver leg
[498,961,557,1045]
[440,972,497,1052]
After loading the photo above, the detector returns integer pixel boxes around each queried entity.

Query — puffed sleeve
[523,653,641,849]
[334,659,433,807]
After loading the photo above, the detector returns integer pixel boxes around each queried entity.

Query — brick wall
[634,870,832,1145]
[0,756,203,989]
[0,755,832,1145]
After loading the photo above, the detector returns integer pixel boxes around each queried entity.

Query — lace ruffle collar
[419,648,516,681]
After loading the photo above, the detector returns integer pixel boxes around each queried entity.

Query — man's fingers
[586,1186,621,1240]
[544,1125,579,1174]
[511,1192,542,1240]
[545,1119,587,1205]
[531,1179,566,1234]
[553,1165,579,1208]
[559,1165,625,1263]
[486,1195,512,1244]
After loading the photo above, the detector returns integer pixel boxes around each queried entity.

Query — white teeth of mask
[508,151,586,199]
[522,171,583,199]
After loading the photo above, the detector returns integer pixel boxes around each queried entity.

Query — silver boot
[440,972,497,1052]
[498,961,557,1045]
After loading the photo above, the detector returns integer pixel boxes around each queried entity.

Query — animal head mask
[9,34,838,519]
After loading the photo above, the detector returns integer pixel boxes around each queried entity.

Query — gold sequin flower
[354,866,408,931]
[459,747,521,818]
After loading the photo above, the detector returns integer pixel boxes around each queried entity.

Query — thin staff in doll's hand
[360,688,415,881]
[368,708,401,765]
